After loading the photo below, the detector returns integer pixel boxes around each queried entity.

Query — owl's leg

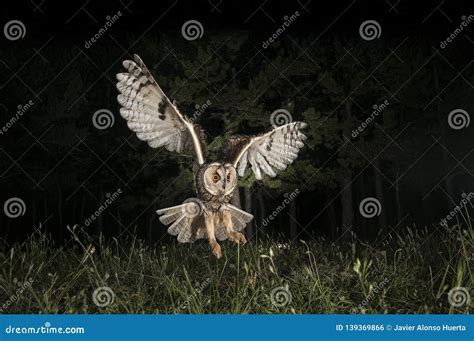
[223,210,247,244]
[205,215,222,258]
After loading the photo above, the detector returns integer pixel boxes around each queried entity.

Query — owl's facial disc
[223,164,237,196]
[203,163,223,196]
[203,163,237,197]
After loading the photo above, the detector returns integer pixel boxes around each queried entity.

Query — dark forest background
[0,0,473,245]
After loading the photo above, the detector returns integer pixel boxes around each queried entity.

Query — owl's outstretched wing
[224,122,307,180]
[116,54,206,164]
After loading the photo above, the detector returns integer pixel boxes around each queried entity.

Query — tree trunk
[256,188,266,240]
[56,180,63,239]
[289,198,297,240]
[97,190,104,235]
[395,161,402,223]
[340,172,354,241]
[116,205,122,236]
[326,190,337,240]
[373,160,387,230]
[32,200,37,227]
[148,213,153,244]
[80,193,86,225]
[339,101,354,241]
[231,187,241,208]
[357,174,365,238]
[433,62,455,200]
[418,169,430,224]
[244,187,254,238]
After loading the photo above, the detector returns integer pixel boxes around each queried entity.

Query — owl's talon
[211,242,222,258]
[229,232,247,244]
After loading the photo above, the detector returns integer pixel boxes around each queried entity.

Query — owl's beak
[221,178,227,195]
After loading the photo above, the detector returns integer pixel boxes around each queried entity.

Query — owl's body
[116,54,307,258]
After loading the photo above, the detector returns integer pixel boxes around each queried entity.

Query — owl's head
[201,162,237,197]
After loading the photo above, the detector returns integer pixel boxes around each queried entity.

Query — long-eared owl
[116,54,307,258]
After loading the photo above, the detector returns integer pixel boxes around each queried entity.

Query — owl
[116,54,307,258]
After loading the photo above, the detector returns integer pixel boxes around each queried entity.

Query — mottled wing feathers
[227,204,254,231]
[156,201,205,243]
[224,122,307,180]
[116,54,205,164]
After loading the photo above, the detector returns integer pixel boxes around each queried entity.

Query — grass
[0,219,472,314]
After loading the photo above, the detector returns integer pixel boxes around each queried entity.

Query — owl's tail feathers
[227,204,254,232]
[156,199,204,243]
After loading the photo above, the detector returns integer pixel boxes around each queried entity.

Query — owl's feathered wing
[116,54,206,164]
[223,122,307,180]
[156,200,205,243]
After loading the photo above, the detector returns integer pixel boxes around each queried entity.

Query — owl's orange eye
[212,174,220,182]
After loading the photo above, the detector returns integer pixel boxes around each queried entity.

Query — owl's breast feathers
[200,191,234,212]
